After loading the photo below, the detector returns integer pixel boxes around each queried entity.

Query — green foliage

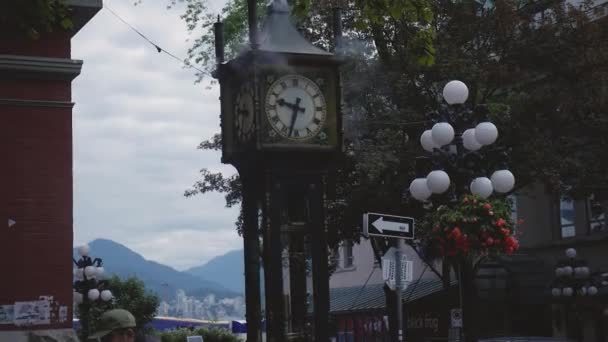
[0,0,73,39]
[157,327,239,342]
[77,276,160,338]
[107,276,160,327]
[179,0,608,246]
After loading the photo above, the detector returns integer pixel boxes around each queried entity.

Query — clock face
[234,82,255,142]
[265,74,327,141]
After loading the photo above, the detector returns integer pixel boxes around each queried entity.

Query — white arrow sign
[372,217,410,234]
[8,219,16,228]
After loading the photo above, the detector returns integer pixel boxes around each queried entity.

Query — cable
[404,263,428,303]
[348,263,379,311]
[103,4,207,75]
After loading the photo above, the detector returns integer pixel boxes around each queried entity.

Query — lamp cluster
[409,81,515,202]
[551,248,603,298]
[73,244,113,304]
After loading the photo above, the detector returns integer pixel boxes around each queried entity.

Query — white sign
[382,258,395,282]
[381,248,412,290]
[401,258,414,283]
[363,213,415,239]
[14,300,49,326]
[372,217,411,234]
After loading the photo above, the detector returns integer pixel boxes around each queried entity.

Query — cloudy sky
[72,0,236,270]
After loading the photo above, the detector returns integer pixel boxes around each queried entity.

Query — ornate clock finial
[258,0,332,55]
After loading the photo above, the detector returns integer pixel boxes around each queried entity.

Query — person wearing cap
[88,308,137,342]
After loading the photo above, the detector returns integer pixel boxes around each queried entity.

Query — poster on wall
[0,305,14,325]
[59,306,68,323]
[13,300,50,326]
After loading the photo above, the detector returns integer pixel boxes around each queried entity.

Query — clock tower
[214,1,343,341]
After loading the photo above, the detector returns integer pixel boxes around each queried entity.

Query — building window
[560,198,576,238]
[587,194,607,234]
[331,246,340,269]
[344,241,354,268]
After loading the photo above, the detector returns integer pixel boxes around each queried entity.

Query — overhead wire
[103,4,207,76]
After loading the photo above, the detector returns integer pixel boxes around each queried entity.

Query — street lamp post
[410,80,514,203]
[550,248,608,341]
[409,81,515,342]
[73,244,113,339]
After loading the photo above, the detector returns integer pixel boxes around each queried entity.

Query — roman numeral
[313,118,322,125]
[280,82,288,89]
[306,127,313,135]
[270,115,280,124]
[292,78,299,87]
[281,126,290,134]
[312,93,320,98]
[266,104,276,111]
[293,130,300,137]
[315,106,324,111]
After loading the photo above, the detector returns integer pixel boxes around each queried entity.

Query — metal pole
[242,176,262,342]
[310,179,330,342]
[395,239,406,342]
[458,261,465,342]
[247,0,258,49]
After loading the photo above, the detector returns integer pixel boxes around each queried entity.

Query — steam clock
[214,1,343,341]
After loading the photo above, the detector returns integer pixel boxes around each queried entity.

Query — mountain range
[74,239,244,300]
[186,249,244,293]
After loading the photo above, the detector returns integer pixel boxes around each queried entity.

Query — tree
[170,0,608,339]
[77,276,160,338]
[0,0,74,39]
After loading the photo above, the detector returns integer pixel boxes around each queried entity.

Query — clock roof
[257,0,332,56]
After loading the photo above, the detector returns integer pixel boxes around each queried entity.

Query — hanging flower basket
[419,195,522,260]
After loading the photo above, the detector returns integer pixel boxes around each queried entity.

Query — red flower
[496,218,507,227]
[472,218,478,223]
[451,227,462,239]
[483,203,492,210]
[506,236,518,248]
[488,211,494,216]
[517,218,524,226]
[486,237,494,246]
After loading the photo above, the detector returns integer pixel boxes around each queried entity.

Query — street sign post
[363,213,415,239]
[363,212,415,341]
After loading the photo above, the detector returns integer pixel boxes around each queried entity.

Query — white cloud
[72,0,237,270]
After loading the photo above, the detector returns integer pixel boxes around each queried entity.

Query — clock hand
[288,97,302,137]
[277,98,306,113]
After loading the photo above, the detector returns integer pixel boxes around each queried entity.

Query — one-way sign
[363,213,415,239]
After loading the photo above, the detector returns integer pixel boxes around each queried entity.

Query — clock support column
[241,170,263,342]
[309,178,330,341]
[263,170,330,342]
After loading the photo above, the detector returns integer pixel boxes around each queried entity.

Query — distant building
[0,1,101,341]
[328,238,453,341]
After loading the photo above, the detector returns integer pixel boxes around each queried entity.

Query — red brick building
[0,1,101,340]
